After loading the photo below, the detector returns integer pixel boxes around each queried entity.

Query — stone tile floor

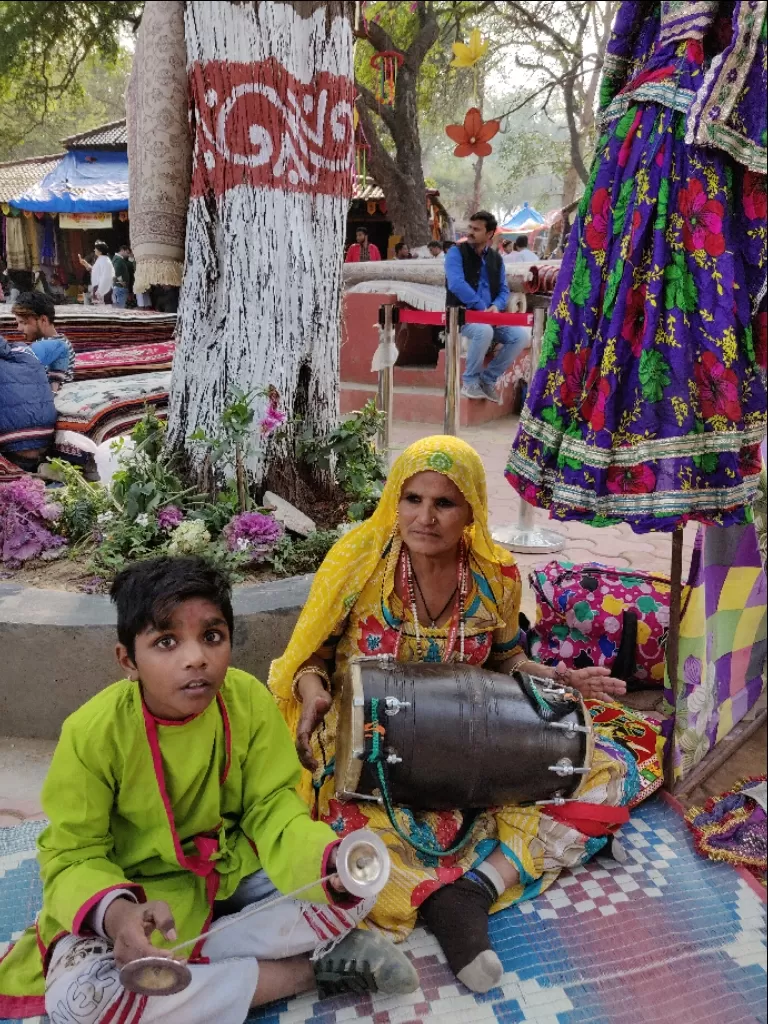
[0,416,758,825]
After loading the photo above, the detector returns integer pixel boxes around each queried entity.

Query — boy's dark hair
[394,242,408,255]
[111,556,234,660]
[428,240,443,250]
[94,241,110,255]
[514,234,529,249]
[443,240,456,253]
[12,291,56,323]
[356,225,368,236]
[469,210,497,234]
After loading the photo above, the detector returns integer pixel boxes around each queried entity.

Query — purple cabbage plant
[0,477,66,567]
[224,511,284,562]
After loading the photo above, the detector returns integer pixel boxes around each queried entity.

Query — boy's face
[117,598,231,720]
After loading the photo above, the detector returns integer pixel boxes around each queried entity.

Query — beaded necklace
[395,539,469,663]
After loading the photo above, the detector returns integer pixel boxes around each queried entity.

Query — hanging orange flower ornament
[445,107,500,158]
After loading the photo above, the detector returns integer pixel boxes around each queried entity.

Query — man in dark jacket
[0,337,58,471]
[445,211,530,402]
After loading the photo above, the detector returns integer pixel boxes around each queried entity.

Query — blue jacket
[0,337,58,452]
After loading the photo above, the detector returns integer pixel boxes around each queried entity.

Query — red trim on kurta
[117,991,138,1024]
[321,840,363,910]
[102,991,130,1024]
[218,693,232,784]
[36,924,67,975]
[72,883,146,937]
[0,992,46,1018]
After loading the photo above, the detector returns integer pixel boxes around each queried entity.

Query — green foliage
[664,251,699,313]
[267,531,342,578]
[639,350,672,403]
[570,247,592,307]
[47,460,112,544]
[190,386,262,512]
[0,1,140,156]
[110,412,198,521]
[298,401,387,521]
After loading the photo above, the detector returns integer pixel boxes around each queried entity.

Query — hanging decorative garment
[370,50,403,107]
[506,1,768,534]
[445,107,500,158]
[355,121,371,189]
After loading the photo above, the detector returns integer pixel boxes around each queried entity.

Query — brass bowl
[120,956,192,996]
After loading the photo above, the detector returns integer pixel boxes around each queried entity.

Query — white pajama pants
[45,872,372,1024]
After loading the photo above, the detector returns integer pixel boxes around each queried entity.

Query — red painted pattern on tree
[189,59,355,199]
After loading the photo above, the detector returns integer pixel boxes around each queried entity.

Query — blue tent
[9,148,129,213]
[501,202,545,233]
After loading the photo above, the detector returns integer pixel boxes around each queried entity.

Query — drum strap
[366,697,480,859]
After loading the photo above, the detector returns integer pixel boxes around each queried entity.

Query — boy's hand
[104,898,177,968]
[325,846,349,896]
[296,685,332,773]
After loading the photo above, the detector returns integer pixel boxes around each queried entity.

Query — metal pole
[492,303,567,554]
[444,307,461,436]
[377,305,394,462]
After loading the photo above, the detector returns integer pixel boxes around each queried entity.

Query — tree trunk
[560,163,581,210]
[471,156,485,216]
[168,0,354,484]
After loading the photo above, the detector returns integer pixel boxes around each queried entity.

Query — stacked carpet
[0,305,176,353]
[73,341,175,380]
[53,371,170,447]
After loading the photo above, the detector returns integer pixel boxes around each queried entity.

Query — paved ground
[0,415,761,823]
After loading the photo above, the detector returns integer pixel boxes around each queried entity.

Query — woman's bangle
[292,666,331,703]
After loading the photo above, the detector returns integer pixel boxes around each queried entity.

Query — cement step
[341,380,517,427]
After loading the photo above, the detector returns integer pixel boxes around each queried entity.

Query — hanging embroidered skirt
[506,45,767,535]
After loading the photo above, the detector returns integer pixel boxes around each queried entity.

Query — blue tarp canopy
[501,203,545,232]
[9,148,129,213]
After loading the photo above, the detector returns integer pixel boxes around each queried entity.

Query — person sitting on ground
[0,556,417,1023]
[427,241,445,260]
[504,234,538,263]
[394,241,412,260]
[270,437,661,995]
[0,333,58,472]
[12,292,76,391]
[445,211,530,402]
[111,244,134,308]
[345,226,382,263]
[78,241,114,304]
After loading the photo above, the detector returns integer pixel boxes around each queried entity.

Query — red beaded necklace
[395,539,469,662]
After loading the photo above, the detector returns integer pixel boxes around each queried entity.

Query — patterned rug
[1,797,765,1024]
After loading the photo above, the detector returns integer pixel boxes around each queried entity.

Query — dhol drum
[335,657,594,811]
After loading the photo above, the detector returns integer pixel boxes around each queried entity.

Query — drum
[335,658,593,811]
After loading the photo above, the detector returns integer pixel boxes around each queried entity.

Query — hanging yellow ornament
[451,28,489,69]
[1,203,10,215]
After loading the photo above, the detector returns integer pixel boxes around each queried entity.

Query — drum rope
[366,697,479,859]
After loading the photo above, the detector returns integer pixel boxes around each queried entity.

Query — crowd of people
[345,225,543,265]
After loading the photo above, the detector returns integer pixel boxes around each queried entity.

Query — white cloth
[91,255,115,299]
[503,248,538,263]
[45,871,372,1024]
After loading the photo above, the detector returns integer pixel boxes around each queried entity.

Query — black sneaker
[314,929,419,998]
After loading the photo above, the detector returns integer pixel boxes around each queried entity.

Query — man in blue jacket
[445,211,530,402]
[0,336,58,471]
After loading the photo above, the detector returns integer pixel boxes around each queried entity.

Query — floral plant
[224,512,284,563]
[0,477,66,566]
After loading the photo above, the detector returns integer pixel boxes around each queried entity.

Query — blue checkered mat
[2,800,766,1024]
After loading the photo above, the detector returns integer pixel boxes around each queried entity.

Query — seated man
[393,242,411,260]
[0,557,417,1024]
[445,211,530,402]
[504,234,538,264]
[427,241,445,260]
[12,291,76,391]
[0,335,58,471]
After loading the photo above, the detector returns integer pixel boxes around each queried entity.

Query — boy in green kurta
[0,557,416,1023]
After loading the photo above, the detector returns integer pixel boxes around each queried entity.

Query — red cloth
[345,243,382,263]
[543,801,630,838]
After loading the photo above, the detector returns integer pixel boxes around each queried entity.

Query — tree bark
[167,0,354,485]
[560,163,581,210]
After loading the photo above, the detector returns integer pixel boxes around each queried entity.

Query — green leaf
[541,405,564,431]
[664,251,699,313]
[613,180,634,236]
[639,349,672,402]
[744,325,756,364]
[539,317,561,366]
[654,177,670,230]
[615,107,638,140]
[570,247,593,307]
[603,258,625,319]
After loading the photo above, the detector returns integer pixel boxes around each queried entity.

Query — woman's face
[398,471,473,557]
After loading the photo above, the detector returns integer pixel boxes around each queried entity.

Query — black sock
[419,874,495,976]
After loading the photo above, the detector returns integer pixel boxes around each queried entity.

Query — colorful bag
[529,561,677,688]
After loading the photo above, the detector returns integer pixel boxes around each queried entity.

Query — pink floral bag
[528,561,678,688]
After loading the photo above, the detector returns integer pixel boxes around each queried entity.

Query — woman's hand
[104,898,177,968]
[555,662,627,703]
[295,675,332,773]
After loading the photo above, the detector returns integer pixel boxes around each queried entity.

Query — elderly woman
[270,437,662,993]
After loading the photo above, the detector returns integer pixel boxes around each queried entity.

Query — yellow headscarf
[268,435,517,704]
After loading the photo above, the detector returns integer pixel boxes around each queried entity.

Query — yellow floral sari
[269,436,660,941]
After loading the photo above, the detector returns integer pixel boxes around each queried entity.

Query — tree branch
[362,18,398,55]
[498,1,580,57]
[356,79,399,138]
[562,78,589,182]
[357,98,401,183]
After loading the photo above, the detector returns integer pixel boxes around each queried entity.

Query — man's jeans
[461,323,530,388]
[112,286,129,308]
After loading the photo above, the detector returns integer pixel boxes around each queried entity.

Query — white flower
[168,519,211,556]
[97,512,115,526]
[136,514,151,528]
[237,538,250,552]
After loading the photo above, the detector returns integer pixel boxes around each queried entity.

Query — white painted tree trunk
[169,0,355,485]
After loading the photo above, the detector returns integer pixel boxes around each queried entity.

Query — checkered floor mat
[2,800,765,1024]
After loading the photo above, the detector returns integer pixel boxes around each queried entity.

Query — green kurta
[0,668,340,1014]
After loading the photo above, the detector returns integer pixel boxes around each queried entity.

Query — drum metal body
[336,659,593,810]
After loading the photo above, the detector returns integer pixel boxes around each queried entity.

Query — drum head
[335,660,366,801]
[120,957,192,996]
